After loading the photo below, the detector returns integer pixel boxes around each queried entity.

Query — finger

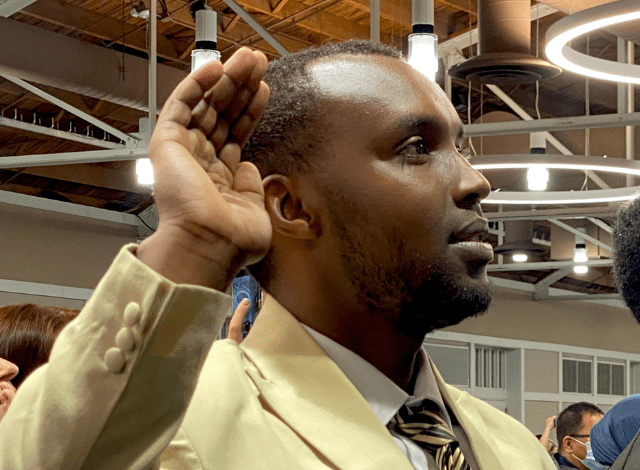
[190,97,219,136]
[217,142,242,180]
[228,298,251,343]
[233,161,265,206]
[209,48,261,114]
[217,51,269,128]
[229,82,270,146]
[158,60,224,128]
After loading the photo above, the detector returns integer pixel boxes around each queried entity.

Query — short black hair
[613,197,640,322]
[556,402,604,449]
[242,40,404,288]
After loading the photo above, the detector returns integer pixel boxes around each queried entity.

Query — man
[553,403,603,470]
[605,195,640,470]
[0,357,18,422]
[0,42,554,469]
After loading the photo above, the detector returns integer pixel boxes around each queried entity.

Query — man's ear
[263,174,318,240]
[561,436,574,454]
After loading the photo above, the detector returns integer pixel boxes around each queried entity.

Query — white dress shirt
[303,326,449,470]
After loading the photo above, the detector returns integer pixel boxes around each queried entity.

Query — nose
[453,154,491,210]
[0,358,18,382]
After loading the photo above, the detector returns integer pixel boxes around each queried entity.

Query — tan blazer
[164,295,556,470]
[0,245,555,470]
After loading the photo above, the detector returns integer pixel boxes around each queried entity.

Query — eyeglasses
[570,434,590,439]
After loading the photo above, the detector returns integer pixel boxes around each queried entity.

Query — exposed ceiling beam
[533,267,573,300]
[548,219,612,253]
[222,0,290,55]
[227,0,395,43]
[22,0,182,62]
[0,188,140,226]
[0,115,123,149]
[487,259,612,272]
[485,83,610,190]
[485,207,617,221]
[0,147,148,169]
[340,0,412,28]
[464,111,640,137]
[1,74,136,144]
[0,0,37,17]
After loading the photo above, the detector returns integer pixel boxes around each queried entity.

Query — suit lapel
[241,297,413,470]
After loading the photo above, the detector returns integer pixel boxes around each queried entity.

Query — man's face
[564,413,603,470]
[306,55,493,337]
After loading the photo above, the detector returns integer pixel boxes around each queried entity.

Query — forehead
[307,54,460,131]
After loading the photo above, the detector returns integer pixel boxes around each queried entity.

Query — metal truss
[0,74,138,145]
[222,0,290,56]
[0,147,148,169]
[0,114,123,149]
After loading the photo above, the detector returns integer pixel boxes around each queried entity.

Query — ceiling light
[408,32,438,82]
[136,158,154,185]
[574,265,589,274]
[192,9,220,72]
[545,0,640,85]
[527,166,549,191]
[512,253,528,262]
[472,154,640,204]
[574,244,588,263]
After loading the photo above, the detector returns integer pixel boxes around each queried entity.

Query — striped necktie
[390,399,470,470]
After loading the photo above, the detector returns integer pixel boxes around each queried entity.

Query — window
[476,347,505,389]
[423,343,470,387]
[632,363,640,394]
[563,359,592,394]
[597,363,625,396]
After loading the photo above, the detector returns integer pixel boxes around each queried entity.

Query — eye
[398,137,430,164]
[457,145,473,161]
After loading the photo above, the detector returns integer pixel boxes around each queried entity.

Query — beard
[325,190,492,340]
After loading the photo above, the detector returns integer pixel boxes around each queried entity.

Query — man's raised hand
[137,48,271,290]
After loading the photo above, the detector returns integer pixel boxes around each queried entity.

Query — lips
[449,218,490,245]
[448,218,494,264]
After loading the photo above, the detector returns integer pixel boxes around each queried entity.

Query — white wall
[0,201,137,307]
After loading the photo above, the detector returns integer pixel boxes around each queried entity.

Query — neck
[272,286,425,392]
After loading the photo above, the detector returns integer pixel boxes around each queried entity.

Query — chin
[394,267,493,337]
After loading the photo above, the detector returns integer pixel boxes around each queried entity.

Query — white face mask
[569,437,610,470]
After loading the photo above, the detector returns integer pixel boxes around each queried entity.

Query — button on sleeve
[123,302,142,327]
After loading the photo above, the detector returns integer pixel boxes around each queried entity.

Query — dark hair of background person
[241,40,403,289]
[0,304,79,388]
[556,402,604,446]
[612,197,640,323]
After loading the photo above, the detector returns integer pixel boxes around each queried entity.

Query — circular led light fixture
[545,0,640,84]
[472,155,640,205]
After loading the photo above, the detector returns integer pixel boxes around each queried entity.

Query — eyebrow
[391,116,460,145]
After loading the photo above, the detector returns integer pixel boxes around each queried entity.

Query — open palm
[148,48,272,273]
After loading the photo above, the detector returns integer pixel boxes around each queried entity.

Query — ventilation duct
[448,0,561,84]
[0,18,187,112]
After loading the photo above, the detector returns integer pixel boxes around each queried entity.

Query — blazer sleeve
[0,244,232,470]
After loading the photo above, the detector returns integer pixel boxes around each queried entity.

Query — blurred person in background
[609,196,640,469]
[0,304,78,388]
[554,402,603,470]
[588,395,640,470]
[538,415,559,455]
[0,357,18,422]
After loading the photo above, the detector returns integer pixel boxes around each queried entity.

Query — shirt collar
[302,325,448,426]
